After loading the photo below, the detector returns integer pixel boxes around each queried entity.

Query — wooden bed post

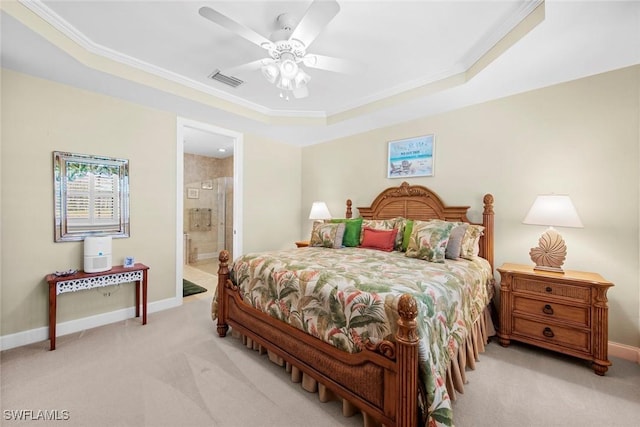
[396,294,419,427]
[482,194,495,271]
[217,250,230,337]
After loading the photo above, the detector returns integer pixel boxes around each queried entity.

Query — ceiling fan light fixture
[199,1,350,102]
[294,69,311,88]
[277,77,294,91]
[279,58,299,80]
[261,63,279,84]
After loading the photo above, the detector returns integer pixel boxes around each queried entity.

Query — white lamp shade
[523,195,583,228]
[308,201,332,220]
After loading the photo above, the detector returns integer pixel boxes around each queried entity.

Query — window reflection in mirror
[53,151,129,242]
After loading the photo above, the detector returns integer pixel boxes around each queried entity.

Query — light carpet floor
[1,292,638,427]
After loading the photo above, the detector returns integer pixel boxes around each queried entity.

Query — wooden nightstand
[497,263,613,375]
[295,240,310,248]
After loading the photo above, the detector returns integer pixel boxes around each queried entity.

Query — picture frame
[201,180,213,190]
[187,188,199,199]
[387,134,435,178]
[123,256,135,268]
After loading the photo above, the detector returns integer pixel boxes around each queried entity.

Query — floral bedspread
[228,247,493,427]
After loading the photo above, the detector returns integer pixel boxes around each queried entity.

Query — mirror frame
[53,151,130,242]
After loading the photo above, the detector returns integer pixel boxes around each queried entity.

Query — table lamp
[522,194,583,273]
[308,201,332,220]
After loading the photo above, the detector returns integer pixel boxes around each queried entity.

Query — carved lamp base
[529,228,567,273]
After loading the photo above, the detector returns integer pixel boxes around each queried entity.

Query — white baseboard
[0,297,181,351]
[608,341,640,364]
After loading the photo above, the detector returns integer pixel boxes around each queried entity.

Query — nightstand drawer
[512,277,590,303]
[513,317,590,353]
[513,296,590,327]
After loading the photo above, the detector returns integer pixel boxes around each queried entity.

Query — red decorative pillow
[360,227,399,252]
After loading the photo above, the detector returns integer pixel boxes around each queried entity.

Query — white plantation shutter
[66,173,90,221]
[66,169,120,230]
[93,174,118,222]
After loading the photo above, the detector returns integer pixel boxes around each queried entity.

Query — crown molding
[8,0,544,125]
[17,1,272,112]
[326,0,545,117]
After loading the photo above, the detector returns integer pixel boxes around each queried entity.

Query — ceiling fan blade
[199,6,273,49]
[224,59,275,76]
[303,54,365,75]
[289,0,340,48]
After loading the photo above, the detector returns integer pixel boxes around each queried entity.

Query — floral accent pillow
[425,219,473,260]
[405,220,455,263]
[461,224,484,259]
[310,221,346,248]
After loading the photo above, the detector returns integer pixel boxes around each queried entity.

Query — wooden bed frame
[215,182,495,427]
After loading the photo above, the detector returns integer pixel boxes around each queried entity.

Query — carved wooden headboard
[345,181,495,269]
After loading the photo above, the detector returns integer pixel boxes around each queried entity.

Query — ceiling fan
[199,0,363,100]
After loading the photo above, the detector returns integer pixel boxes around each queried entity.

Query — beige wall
[1,69,303,343]
[242,133,302,254]
[1,69,177,335]
[302,65,640,347]
[0,69,302,344]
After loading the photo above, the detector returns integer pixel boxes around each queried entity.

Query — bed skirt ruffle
[226,305,495,427]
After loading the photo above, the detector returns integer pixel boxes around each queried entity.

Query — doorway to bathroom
[176,118,243,300]
[183,128,233,276]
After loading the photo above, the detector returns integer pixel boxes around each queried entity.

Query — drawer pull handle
[545,286,553,293]
[543,304,554,315]
[543,327,555,338]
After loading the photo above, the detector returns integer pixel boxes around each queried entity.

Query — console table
[45,263,149,350]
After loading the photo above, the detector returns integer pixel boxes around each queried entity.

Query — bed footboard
[215,249,420,427]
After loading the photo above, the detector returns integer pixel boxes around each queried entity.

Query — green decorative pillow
[310,221,346,248]
[330,218,363,247]
[461,224,484,259]
[401,219,414,252]
[405,220,455,263]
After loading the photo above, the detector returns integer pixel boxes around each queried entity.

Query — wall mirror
[53,151,130,242]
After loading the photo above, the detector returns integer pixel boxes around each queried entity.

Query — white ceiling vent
[208,70,243,88]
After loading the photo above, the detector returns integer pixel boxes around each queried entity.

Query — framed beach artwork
[387,134,435,178]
